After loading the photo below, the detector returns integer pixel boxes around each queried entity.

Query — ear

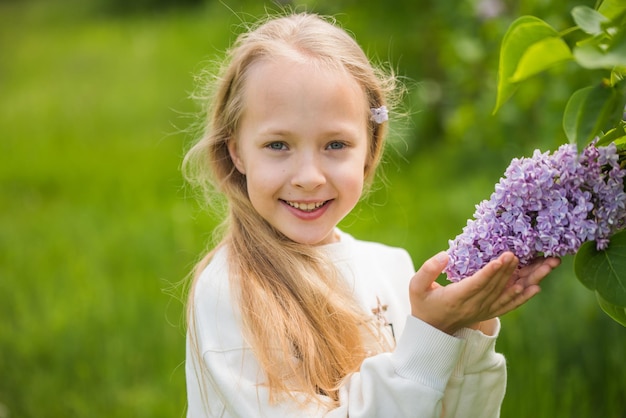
[227,138,246,174]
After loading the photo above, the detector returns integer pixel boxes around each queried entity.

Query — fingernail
[435,251,448,264]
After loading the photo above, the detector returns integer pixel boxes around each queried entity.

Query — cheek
[348,174,366,197]
[337,161,367,197]
[245,166,281,203]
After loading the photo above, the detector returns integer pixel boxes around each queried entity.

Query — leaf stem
[558,26,579,38]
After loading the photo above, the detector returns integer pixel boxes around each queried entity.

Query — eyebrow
[258,129,289,137]
[259,126,361,139]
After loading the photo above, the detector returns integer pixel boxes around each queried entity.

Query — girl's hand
[409,252,560,335]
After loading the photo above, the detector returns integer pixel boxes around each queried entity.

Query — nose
[291,152,326,190]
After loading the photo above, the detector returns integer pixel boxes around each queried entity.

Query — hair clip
[370,106,388,124]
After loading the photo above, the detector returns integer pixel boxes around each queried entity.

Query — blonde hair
[183,11,398,409]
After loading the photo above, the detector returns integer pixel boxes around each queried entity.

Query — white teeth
[286,201,325,211]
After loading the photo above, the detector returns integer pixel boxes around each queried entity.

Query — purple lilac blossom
[445,142,626,282]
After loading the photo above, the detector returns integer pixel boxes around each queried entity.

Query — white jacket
[186,230,506,417]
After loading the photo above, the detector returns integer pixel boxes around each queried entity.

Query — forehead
[240,55,368,124]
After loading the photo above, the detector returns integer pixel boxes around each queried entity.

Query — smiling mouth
[283,200,329,212]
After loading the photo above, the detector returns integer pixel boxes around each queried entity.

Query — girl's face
[228,56,370,245]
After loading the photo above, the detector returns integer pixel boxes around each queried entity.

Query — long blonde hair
[183,12,397,408]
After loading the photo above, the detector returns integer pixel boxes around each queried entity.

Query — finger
[481,253,521,307]
[447,252,518,312]
[524,256,560,272]
[497,257,559,314]
[468,252,518,297]
[493,284,541,317]
[493,252,519,287]
[518,257,561,286]
[544,257,561,268]
[410,251,448,293]
[510,259,542,288]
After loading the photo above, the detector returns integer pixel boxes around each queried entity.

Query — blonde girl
[182,11,560,418]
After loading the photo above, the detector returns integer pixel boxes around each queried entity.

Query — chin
[285,230,335,246]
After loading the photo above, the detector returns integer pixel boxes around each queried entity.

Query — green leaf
[595,124,626,146]
[562,83,625,147]
[615,134,626,147]
[596,292,626,327]
[572,5,610,35]
[575,229,626,306]
[598,0,626,20]
[610,69,626,85]
[509,37,572,83]
[574,27,626,69]
[563,87,591,145]
[494,16,560,113]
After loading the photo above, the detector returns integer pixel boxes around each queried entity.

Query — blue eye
[327,141,346,150]
[267,142,286,150]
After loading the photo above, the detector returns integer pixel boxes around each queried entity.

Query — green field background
[1,0,625,417]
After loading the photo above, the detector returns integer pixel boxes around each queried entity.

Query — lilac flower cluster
[445,142,626,282]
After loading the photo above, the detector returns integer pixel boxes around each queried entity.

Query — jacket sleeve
[329,316,506,418]
[439,321,507,418]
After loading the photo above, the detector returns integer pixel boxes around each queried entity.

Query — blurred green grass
[0,2,227,416]
[1,1,625,417]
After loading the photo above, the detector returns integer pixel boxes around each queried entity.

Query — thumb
[410,251,448,292]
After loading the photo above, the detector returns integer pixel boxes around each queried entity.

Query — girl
[182,12,560,417]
